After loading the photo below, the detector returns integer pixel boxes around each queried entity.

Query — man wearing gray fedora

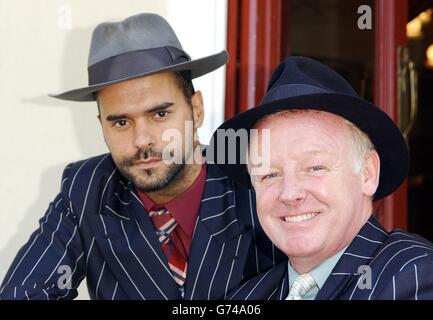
[211,56,433,300]
[0,13,284,300]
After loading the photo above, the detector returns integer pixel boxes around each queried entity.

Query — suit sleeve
[0,164,86,300]
[375,262,433,300]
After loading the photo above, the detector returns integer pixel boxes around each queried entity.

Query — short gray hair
[254,109,375,174]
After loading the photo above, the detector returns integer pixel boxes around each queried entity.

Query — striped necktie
[149,207,188,289]
[286,273,317,300]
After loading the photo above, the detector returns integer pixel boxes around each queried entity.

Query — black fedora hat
[50,13,228,102]
[210,56,409,200]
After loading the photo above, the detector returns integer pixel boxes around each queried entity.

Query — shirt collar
[288,245,348,290]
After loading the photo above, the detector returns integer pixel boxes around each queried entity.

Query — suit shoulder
[206,163,256,208]
[60,153,119,201]
[372,229,433,273]
[65,153,115,178]
[365,230,433,299]
[384,229,433,251]
[66,153,115,173]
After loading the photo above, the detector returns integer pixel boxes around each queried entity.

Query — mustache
[122,149,163,167]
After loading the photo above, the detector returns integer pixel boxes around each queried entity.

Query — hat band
[87,46,190,85]
[261,84,330,104]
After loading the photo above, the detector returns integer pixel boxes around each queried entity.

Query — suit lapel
[87,163,258,300]
[88,171,180,300]
[263,262,289,300]
[316,216,388,300]
[183,164,253,299]
[228,261,288,300]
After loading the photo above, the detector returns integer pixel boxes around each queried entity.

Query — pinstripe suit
[0,154,284,300]
[229,216,433,300]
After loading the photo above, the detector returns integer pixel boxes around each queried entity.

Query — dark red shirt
[136,164,206,257]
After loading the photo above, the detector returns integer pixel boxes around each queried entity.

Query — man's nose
[133,122,156,149]
[278,173,307,206]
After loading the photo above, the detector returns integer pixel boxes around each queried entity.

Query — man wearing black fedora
[0,13,284,300]
[211,56,433,300]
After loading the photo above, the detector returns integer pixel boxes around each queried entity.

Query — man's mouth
[283,212,320,223]
[132,158,161,168]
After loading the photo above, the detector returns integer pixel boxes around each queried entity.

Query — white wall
[0,0,227,299]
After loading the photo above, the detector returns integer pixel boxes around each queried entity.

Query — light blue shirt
[287,246,348,300]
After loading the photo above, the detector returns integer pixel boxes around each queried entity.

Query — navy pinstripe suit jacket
[229,216,433,300]
[0,154,285,300]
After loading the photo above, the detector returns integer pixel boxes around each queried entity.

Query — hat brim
[49,50,228,102]
[210,93,409,200]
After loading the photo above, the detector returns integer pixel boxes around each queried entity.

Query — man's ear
[191,90,204,128]
[362,150,381,197]
[96,96,102,124]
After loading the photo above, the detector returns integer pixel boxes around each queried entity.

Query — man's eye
[154,111,169,119]
[309,165,326,172]
[261,173,278,181]
[113,120,128,128]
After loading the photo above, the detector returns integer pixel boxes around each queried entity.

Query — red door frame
[374,0,408,230]
[225,0,289,118]
[225,0,409,230]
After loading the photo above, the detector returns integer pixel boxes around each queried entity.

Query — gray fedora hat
[50,13,228,102]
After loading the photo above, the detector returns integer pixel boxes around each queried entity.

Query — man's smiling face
[249,110,380,272]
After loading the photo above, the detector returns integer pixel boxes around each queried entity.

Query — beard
[117,147,187,193]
